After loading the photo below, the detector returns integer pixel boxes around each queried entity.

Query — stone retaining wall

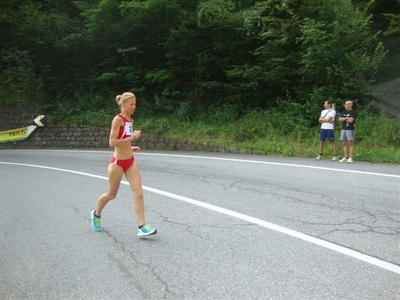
[0,105,247,153]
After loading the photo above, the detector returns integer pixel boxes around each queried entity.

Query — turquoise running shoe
[91,210,102,231]
[138,224,157,237]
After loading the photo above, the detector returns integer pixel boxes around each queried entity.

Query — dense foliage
[1,0,399,121]
[1,0,399,162]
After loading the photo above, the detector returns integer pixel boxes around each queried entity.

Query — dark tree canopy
[1,0,398,118]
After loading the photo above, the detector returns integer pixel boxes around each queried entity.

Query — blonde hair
[115,92,136,106]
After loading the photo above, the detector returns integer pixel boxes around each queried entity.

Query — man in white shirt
[316,100,338,161]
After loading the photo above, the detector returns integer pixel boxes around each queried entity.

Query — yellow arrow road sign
[0,115,45,143]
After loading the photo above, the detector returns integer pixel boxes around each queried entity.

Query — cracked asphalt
[1,150,399,300]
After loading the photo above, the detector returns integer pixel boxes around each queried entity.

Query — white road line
[4,149,398,178]
[1,161,399,275]
[137,153,400,178]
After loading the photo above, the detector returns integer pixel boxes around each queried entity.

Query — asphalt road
[1,149,399,300]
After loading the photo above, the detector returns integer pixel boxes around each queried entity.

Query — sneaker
[339,157,347,163]
[91,210,102,231]
[332,156,339,161]
[347,158,354,164]
[138,224,157,237]
[316,155,323,160]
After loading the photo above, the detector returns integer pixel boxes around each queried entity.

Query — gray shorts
[340,130,355,141]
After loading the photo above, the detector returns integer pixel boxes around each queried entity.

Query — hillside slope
[371,77,400,117]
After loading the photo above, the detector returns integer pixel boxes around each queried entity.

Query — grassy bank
[110,108,398,164]
[143,112,400,163]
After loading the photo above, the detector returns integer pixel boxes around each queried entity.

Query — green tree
[0,0,393,119]
[297,0,387,103]
[0,0,86,104]
[232,0,386,109]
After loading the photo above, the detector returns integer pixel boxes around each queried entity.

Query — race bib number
[124,122,133,136]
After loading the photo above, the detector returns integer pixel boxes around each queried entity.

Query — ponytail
[115,92,135,106]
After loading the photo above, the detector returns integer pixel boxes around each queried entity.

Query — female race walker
[91,92,157,236]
